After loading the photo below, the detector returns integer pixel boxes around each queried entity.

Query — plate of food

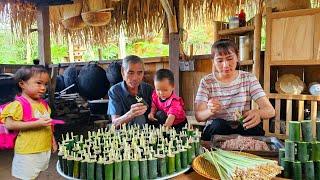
[211,134,284,157]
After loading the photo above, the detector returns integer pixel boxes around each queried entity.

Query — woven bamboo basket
[61,15,86,30]
[192,151,259,179]
[271,0,310,12]
[61,3,85,30]
[81,11,112,26]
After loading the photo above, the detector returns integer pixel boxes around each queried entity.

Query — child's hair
[154,69,174,86]
[14,65,49,92]
[211,39,239,58]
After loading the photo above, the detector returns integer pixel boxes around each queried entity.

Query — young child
[148,69,187,131]
[0,65,57,179]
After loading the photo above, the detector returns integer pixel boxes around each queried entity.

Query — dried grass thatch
[0,0,319,46]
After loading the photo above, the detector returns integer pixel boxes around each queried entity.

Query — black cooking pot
[0,73,18,104]
[78,62,110,100]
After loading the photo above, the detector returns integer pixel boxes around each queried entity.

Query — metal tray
[211,134,284,157]
[56,161,191,180]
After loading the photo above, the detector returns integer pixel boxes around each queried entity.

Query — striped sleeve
[249,74,266,101]
[195,78,210,103]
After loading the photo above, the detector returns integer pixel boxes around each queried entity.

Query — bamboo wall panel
[271,15,314,61]
[181,59,212,111]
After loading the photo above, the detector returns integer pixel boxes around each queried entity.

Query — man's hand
[148,113,158,121]
[242,109,261,129]
[128,103,148,119]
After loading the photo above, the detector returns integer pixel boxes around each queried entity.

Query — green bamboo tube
[181,149,188,168]
[104,160,114,180]
[194,141,201,156]
[80,160,87,179]
[175,151,182,172]
[67,157,74,177]
[122,160,130,180]
[130,160,139,180]
[317,121,320,141]
[278,148,285,165]
[297,142,309,162]
[293,161,302,180]
[87,160,96,180]
[62,156,68,175]
[157,155,167,177]
[280,158,285,168]
[285,140,295,161]
[283,160,292,179]
[139,159,148,180]
[96,161,104,180]
[304,161,314,180]
[312,142,320,161]
[58,153,63,172]
[148,158,158,179]
[187,146,194,164]
[191,142,196,159]
[114,160,122,180]
[314,161,320,180]
[167,154,175,174]
[289,121,301,141]
[301,120,313,142]
[73,157,81,178]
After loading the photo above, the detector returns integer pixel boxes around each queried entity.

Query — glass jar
[229,16,239,29]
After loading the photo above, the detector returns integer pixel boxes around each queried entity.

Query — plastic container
[229,16,239,29]
[239,36,250,61]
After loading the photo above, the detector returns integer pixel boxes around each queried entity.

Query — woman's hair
[211,39,238,58]
[14,65,49,92]
[154,69,174,86]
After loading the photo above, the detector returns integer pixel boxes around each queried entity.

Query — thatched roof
[0,0,319,46]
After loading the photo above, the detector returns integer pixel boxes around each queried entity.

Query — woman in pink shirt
[148,69,187,131]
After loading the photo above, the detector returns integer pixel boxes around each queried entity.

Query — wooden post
[98,48,103,61]
[212,21,220,42]
[264,7,273,93]
[49,66,58,109]
[37,5,51,66]
[169,33,180,96]
[67,33,74,62]
[253,13,262,82]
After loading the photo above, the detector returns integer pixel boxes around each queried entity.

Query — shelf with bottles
[218,25,255,36]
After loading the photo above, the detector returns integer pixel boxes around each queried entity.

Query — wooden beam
[169,33,180,96]
[37,5,51,66]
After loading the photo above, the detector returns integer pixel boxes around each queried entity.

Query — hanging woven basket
[271,0,311,12]
[81,10,112,27]
[61,3,86,30]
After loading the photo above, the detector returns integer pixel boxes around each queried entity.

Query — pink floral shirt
[151,91,186,125]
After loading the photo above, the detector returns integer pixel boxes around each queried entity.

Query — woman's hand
[207,98,222,115]
[242,109,261,129]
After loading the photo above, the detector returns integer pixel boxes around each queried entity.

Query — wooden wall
[0,55,212,112]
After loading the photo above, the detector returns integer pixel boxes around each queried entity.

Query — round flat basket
[192,151,259,179]
[61,15,86,30]
[81,11,111,26]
